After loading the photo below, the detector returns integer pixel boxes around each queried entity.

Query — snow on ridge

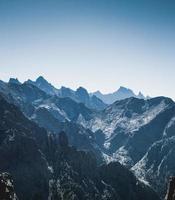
[112,146,134,166]
[35,102,70,121]
[77,114,86,126]
[104,142,110,149]
[163,116,175,136]
[131,154,150,185]
[102,146,134,166]
[82,98,170,139]
[102,153,116,164]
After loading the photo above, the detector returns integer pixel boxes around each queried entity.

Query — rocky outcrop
[0,172,18,200]
[165,177,175,200]
[59,131,69,147]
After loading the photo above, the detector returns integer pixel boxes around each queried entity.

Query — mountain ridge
[24,76,107,110]
[0,76,174,199]
[92,86,148,104]
[0,93,159,200]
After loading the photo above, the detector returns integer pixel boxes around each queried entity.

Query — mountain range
[92,87,147,104]
[25,76,107,111]
[0,92,159,200]
[78,96,175,198]
[0,76,174,199]
[8,76,147,107]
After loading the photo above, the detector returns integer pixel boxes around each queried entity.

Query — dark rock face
[59,131,68,147]
[0,95,50,200]
[165,177,175,200]
[98,162,160,200]
[0,172,18,200]
[49,137,160,200]
[0,135,50,200]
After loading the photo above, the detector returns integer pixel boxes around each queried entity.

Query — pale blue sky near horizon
[0,0,175,99]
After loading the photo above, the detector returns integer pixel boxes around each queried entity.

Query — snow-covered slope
[80,97,169,137]
[131,111,175,197]
[78,97,175,166]
[132,135,175,198]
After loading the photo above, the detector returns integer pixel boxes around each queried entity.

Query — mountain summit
[25,77,147,106]
[25,76,107,110]
[25,76,58,96]
[93,86,146,104]
[9,78,21,85]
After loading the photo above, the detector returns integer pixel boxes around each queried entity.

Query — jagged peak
[93,90,104,96]
[60,86,70,90]
[24,79,34,84]
[138,91,145,99]
[119,86,128,90]
[36,76,48,83]
[9,78,21,85]
[117,86,134,94]
[76,86,88,94]
[60,86,74,94]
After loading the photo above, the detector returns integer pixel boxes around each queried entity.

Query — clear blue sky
[0,0,175,99]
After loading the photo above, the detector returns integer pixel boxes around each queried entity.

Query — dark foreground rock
[48,132,160,200]
[0,172,18,200]
[165,177,175,200]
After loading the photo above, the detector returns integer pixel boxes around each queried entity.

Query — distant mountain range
[0,76,174,199]
[92,86,148,104]
[25,76,107,110]
[9,76,148,107]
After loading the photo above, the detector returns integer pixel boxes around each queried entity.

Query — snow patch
[112,146,134,166]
